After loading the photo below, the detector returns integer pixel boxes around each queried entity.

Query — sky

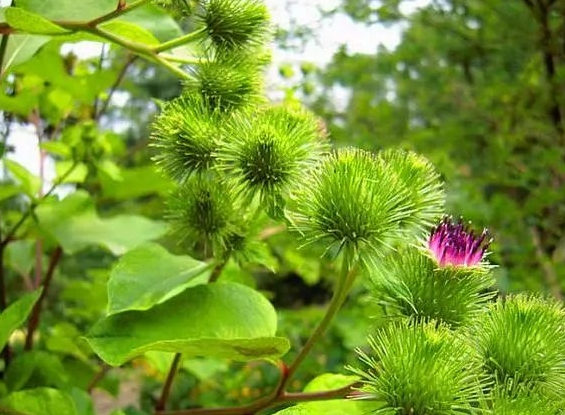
[2,0,429,186]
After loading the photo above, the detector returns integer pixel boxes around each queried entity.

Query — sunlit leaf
[86,282,290,366]
[106,243,212,315]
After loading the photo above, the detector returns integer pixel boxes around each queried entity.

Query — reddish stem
[25,246,63,350]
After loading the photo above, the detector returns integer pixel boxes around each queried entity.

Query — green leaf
[0,90,38,116]
[99,20,159,46]
[3,159,41,197]
[5,7,69,34]
[0,388,78,415]
[35,190,167,255]
[40,141,71,157]
[17,0,182,41]
[4,351,69,392]
[0,289,42,351]
[0,34,50,73]
[0,184,20,202]
[99,165,174,200]
[5,240,35,277]
[107,243,213,315]
[55,161,88,184]
[85,282,290,366]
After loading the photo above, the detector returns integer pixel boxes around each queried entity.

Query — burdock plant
[370,217,495,326]
[99,0,565,413]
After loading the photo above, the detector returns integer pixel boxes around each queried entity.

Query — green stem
[158,53,207,65]
[153,28,207,53]
[282,254,357,388]
[156,353,183,411]
[151,55,194,81]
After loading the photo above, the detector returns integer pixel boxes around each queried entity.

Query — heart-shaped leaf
[86,282,290,366]
[107,243,213,315]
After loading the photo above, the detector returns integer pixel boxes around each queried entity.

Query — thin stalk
[153,28,207,53]
[282,255,356,388]
[156,382,359,415]
[151,55,194,81]
[96,54,137,119]
[158,53,207,65]
[156,353,183,411]
[25,246,63,350]
[87,363,111,392]
[208,260,227,283]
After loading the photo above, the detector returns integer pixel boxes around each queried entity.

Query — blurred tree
[312,0,565,297]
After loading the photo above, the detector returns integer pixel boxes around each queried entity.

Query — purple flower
[428,216,490,267]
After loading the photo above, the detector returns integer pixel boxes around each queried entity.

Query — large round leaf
[0,388,78,415]
[35,191,167,255]
[107,243,212,315]
[85,282,290,366]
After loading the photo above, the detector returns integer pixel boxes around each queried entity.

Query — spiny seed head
[199,0,270,52]
[378,149,444,233]
[166,175,239,256]
[470,294,565,395]
[290,147,414,265]
[150,93,220,181]
[188,54,264,113]
[216,105,329,210]
[428,216,491,267]
[370,246,495,327]
[484,384,564,415]
[350,321,485,414]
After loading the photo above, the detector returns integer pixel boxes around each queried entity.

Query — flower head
[428,216,490,267]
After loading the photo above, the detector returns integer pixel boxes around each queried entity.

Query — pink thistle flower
[428,216,490,267]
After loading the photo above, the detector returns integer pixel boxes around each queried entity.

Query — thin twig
[24,246,63,350]
[208,261,227,283]
[157,382,360,415]
[96,54,137,119]
[156,353,183,411]
[87,363,111,392]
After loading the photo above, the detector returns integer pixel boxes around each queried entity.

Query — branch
[282,262,357,388]
[96,54,138,119]
[157,382,360,415]
[24,246,63,350]
[208,261,227,283]
[156,353,183,411]
[87,363,111,392]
